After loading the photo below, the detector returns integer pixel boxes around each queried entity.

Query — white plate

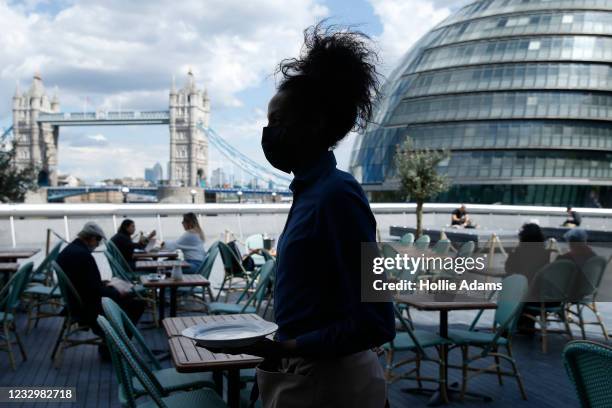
[182,319,278,348]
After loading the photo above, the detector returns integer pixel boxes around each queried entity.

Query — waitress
[223,24,395,408]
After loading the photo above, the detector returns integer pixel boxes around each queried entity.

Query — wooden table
[140,274,210,319]
[163,314,264,408]
[395,294,497,405]
[135,260,190,271]
[0,249,40,262]
[132,250,178,260]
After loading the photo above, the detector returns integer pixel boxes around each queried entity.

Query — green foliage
[395,138,450,202]
[0,143,38,203]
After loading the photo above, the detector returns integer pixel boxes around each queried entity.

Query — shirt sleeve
[294,182,396,357]
[163,233,187,251]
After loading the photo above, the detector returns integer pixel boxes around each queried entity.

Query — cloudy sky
[1,0,469,183]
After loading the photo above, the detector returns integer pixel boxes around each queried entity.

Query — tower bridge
[7,71,290,191]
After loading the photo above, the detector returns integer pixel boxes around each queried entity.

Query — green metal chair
[414,235,430,251]
[24,242,63,332]
[96,315,227,408]
[207,259,275,315]
[563,340,612,408]
[215,241,252,301]
[566,256,609,340]
[106,239,137,274]
[447,274,529,400]
[384,304,451,394]
[0,262,34,370]
[50,261,104,367]
[432,239,451,255]
[101,298,215,403]
[400,233,415,246]
[522,260,578,353]
[456,241,475,257]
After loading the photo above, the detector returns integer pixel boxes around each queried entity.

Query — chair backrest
[400,233,414,246]
[96,316,167,408]
[243,260,275,312]
[393,304,427,356]
[218,241,247,277]
[101,297,161,371]
[532,260,578,303]
[51,261,84,313]
[432,239,451,255]
[494,274,528,333]
[457,241,475,257]
[563,340,612,408]
[245,234,264,251]
[34,241,63,282]
[414,235,430,250]
[261,249,275,262]
[105,239,135,275]
[1,262,34,313]
[196,241,220,279]
[573,256,607,301]
[104,250,134,282]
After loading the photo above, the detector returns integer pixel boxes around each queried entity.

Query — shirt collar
[289,151,337,193]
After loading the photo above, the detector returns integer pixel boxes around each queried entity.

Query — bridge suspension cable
[198,122,292,188]
[1,125,13,142]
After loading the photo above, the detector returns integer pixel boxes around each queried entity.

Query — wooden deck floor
[2,305,606,408]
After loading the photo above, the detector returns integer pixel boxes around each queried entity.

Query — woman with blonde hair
[161,212,206,273]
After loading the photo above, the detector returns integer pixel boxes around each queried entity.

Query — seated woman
[110,219,155,270]
[505,222,551,333]
[161,212,206,274]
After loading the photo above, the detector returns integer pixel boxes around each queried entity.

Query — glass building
[349,0,612,207]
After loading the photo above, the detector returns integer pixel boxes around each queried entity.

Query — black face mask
[261,126,294,174]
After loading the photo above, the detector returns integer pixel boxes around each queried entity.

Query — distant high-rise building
[210,167,226,187]
[144,162,163,185]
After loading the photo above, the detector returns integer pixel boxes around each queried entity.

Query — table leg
[158,287,166,322]
[427,310,449,406]
[212,370,223,395]
[170,287,177,317]
[227,369,241,408]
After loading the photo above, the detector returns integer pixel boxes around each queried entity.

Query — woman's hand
[206,338,297,359]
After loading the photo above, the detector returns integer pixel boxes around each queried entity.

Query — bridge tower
[168,70,210,187]
[12,73,60,186]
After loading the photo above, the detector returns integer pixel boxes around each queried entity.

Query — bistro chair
[0,262,33,370]
[106,239,139,275]
[447,274,529,400]
[50,261,104,367]
[175,242,221,313]
[244,234,266,267]
[432,239,451,255]
[206,259,275,316]
[522,260,578,353]
[414,235,431,251]
[400,233,415,246]
[215,241,252,301]
[101,298,215,403]
[96,315,227,408]
[563,340,612,408]
[23,242,63,333]
[565,256,608,340]
[384,304,451,394]
[456,241,475,257]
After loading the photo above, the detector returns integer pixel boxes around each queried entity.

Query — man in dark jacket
[56,222,144,358]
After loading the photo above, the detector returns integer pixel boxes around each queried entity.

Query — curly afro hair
[276,22,381,149]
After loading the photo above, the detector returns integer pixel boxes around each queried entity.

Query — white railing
[1,203,610,249]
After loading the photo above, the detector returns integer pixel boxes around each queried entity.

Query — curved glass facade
[350,0,612,206]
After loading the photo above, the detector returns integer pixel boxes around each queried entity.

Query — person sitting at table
[216,23,396,408]
[562,206,582,227]
[558,228,595,270]
[505,222,551,334]
[451,204,477,228]
[160,212,206,274]
[110,219,156,270]
[56,222,145,359]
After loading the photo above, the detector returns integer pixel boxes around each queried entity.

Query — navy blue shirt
[274,151,395,357]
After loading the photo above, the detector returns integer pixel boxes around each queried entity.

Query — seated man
[559,228,595,269]
[56,221,145,359]
[562,206,582,227]
[451,204,477,228]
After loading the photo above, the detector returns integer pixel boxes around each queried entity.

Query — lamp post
[121,186,130,203]
[237,190,243,204]
[190,189,197,204]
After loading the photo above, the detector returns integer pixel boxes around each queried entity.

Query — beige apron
[256,350,387,408]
